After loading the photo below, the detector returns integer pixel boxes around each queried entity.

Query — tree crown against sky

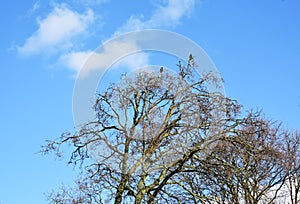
[1,1,299,204]
[42,56,300,204]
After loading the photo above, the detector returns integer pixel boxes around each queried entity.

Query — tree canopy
[42,56,300,204]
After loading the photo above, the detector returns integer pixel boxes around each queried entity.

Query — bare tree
[283,131,300,204]
[192,112,292,204]
[41,56,299,204]
[42,56,242,203]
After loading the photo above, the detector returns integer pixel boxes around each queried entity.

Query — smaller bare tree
[283,131,300,204]
[187,111,292,204]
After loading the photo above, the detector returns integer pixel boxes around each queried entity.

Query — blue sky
[0,0,299,203]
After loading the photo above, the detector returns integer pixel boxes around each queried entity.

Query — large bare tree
[42,56,299,204]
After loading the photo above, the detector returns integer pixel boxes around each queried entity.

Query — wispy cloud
[64,0,195,75]
[18,4,94,55]
[61,50,93,73]
[18,0,195,76]
[26,1,40,17]
[61,41,149,76]
[116,0,195,34]
[72,0,110,6]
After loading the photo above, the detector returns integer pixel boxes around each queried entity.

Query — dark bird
[160,67,163,73]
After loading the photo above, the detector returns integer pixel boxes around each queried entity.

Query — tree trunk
[114,174,129,204]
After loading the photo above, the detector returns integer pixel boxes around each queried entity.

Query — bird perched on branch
[160,67,164,73]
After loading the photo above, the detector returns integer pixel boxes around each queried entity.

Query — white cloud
[19,0,195,76]
[116,0,195,34]
[115,52,149,70]
[26,1,40,17]
[73,0,110,5]
[150,0,195,26]
[18,4,94,55]
[62,0,195,75]
[61,50,93,72]
[61,41,149,76]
